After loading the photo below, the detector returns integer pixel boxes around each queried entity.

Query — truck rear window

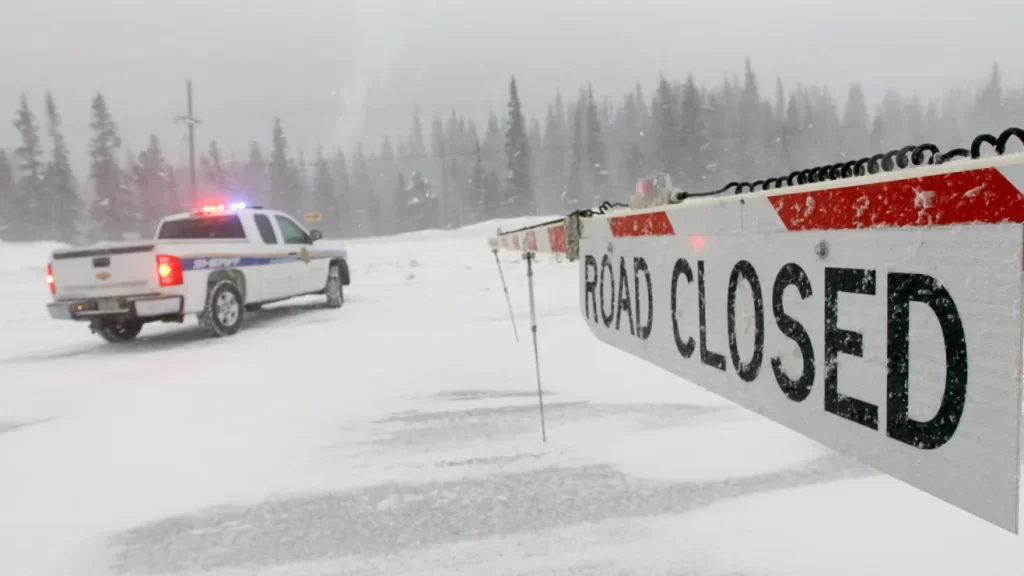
[158,215,246,239]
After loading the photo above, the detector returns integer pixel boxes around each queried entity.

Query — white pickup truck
[46,203,351,342]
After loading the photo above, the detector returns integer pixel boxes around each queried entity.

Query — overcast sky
[0,0,1020,172]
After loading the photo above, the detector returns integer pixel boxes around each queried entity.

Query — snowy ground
[0,220,1022,576]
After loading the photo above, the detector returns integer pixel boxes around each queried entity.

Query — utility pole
[175,80,202,205]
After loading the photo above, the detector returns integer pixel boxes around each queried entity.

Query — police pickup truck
[45,203,351,343]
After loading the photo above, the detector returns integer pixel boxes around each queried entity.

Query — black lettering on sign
[599,254,615,327]
[887,273,968,449]
[583,255,598,321]
[824,267,879,430]
[671,258,695,358]
[698,260,727,371]
[634,257,653,340]
[616,257,635,335]
[771,263,816,402]
[726,260,765,382]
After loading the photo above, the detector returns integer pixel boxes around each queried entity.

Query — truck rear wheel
[93,320,143,343]
[199,280,245,337]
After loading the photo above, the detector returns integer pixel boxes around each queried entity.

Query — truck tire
[324,261,344,309]
[94,320,143,343]
[199,279,245,337]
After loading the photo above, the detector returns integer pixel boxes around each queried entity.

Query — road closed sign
[575,158,1024,533]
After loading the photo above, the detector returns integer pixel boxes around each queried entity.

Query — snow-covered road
[1,221,1022,575]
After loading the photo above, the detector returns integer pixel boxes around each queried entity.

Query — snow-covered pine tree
[679,75,710,190]
[296,151,310,213]
[13,95,46,240]
[244,141,268,207]
[541,92,568,214]
[653,76,681,180]
[585,84,609,205]
[470,141,486,222]
[269,118,291,214]
[332,148,351,236]
[0,152,14,239]
[504,76,533,217]
[350,146,372,235]
[565,98,584,211]
[312,146,339,237]
[88,93,131,240]
[205,141,228,190]
[378,137,397,233]
[43,92,81,243]
[133,135,175,236]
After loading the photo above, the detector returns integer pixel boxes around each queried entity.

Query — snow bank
[0,240,68,271]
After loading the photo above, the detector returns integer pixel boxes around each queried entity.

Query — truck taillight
[156,254,183,287]
[46,264,55,294]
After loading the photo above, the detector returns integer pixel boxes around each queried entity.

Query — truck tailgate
[51,241,160,299]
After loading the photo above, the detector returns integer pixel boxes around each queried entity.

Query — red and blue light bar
[197,201,247,215]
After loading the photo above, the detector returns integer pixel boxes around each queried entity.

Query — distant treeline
[0,60,1018,243]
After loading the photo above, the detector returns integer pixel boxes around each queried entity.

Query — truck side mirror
[310,230,323,241]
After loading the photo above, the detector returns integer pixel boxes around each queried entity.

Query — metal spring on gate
[681,126,1024,200]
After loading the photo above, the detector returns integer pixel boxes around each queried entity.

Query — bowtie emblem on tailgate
[95,271,111,280]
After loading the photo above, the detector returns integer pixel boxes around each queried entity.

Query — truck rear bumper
[47,296,184,322]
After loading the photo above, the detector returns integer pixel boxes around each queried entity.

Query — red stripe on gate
[768,167,1024,231]
[609,212,675,237]
[548,224,567,253]
[524,230,539,251]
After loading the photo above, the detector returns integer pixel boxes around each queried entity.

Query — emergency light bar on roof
[196,202,247,215]
[488,126,1024,535]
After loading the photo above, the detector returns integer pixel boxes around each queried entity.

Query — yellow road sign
[304,212,323,222]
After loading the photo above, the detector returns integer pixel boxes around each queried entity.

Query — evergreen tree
[842,84,871,158]
[243,141,268,207]
[503,76,533,216]
[541,92,567,214]
[88,93,132,240]
[350,146,373,234]
[585,85,609,204]
[133,135,175,235]
[482,112,504,179]
[43,92,81,242]
[974,62,1004,134]
[393,172,408,230]
[653,76,681,178]
[269,118,296,215]
[204,140,228,189]
[312,146,339,237]
[409,107,427,158]
[565,100,584,210]
[736,59,763,180]
[0,152,13,239]
[527,117,543,208]
[378,137,397,233]
[466,141,487,222]
[296,151,310,211]
[679,75,711,189]
[624,142,647,186]
[13,94,46,240]
[332,149,351,236]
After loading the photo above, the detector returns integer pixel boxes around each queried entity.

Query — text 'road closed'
[582,253,968,451]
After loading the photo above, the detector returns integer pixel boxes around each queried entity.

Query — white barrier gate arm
[490,151,1024,534]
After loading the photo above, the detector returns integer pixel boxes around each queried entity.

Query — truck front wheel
[199,280,245,337]
[93,320,143,343]
[324,262,344,309]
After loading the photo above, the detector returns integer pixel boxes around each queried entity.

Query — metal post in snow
[524,251,547,443]
[492,248,519,343]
